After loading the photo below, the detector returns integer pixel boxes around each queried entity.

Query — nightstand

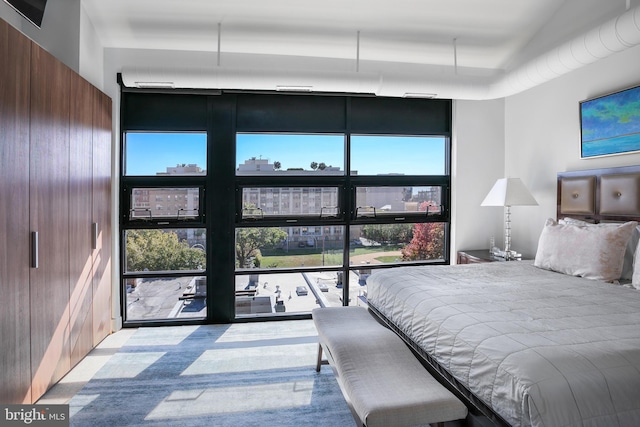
[457,250,495,264]
[457,250,527,264]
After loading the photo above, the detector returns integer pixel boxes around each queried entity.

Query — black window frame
[122,180,206,226]
[118,80,452,325]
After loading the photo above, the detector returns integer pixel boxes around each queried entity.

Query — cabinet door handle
[31,231,39,269]
[92,222,98,250]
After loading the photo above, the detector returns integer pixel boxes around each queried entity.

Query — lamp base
[490,248,522,261]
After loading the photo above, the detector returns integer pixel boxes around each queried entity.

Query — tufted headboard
[557,165,640,223]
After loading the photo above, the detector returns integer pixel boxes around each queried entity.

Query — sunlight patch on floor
[145,380,315,419]
[214,320,317,343]
[92,352,166,379]
[69,394,100,417]
[124,325,200,346]
[181,343,316,375]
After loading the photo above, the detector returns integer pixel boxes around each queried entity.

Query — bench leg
[316,343,323,372]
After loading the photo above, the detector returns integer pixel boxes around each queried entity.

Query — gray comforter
[366,261,640,426]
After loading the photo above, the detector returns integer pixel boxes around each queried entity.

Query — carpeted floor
[67,320,354,427]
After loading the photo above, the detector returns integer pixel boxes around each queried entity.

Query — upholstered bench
[312,306,468,427]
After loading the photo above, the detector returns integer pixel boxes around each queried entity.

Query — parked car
[296,286,308,296]
[297,239,315,247]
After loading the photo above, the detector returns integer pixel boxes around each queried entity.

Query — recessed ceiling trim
[490,4,640,99]
[118,4,640,100]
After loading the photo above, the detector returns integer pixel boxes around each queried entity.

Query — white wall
[452,99,506,258]
[505,43,640,258]
[103,48,122,330]
[79,4,104,90]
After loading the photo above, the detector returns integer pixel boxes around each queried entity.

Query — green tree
[310,161,318,170]
[126,229,206,271]
[236,227,288,268]
[401,202,445,261]
[242,201,261,217]
[274,161,281,170]
[362,223,413,244]
[318,162,327,170]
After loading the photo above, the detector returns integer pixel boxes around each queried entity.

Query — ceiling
[81,0,638,98]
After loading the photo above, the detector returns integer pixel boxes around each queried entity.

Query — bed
[366,165,640,427]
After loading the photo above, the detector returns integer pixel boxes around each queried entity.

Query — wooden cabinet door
[92,87,112,346]
[69,74,95,367]
[0,18,33,405]
[29,44,71,402]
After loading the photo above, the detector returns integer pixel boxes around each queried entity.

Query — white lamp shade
[481,178,538,207]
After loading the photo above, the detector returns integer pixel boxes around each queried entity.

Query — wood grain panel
[92,88,112,346]
[0,18,33,404]
[29,43,71,402]
[69,73,94,367]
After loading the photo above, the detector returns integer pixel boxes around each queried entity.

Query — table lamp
[481,178,538,260]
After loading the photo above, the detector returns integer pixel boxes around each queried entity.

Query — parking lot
[126,269,370,320]
[234,270,368,315]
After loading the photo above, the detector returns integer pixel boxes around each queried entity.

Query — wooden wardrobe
[0,17,112,404]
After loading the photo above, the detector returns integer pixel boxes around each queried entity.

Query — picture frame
[580,83,640,158]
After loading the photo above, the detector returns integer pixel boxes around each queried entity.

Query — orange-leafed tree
[401,201,445,261]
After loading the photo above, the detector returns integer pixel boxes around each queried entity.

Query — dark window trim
[121,184,206,226]
[236,183,345,224]
[119,84,452,325]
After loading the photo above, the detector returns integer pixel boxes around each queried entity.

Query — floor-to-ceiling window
[121,131,208,322]
[119,88,451,325]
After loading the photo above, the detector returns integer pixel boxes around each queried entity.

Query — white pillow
[534,218,638,282]
[558,217,593,226]
[634,247,640,289]
[560,217,640,281]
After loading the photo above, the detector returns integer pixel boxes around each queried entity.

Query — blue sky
[125,132,207,175]
[125,132,446,176]
[236,134,343,171]
[351,135,445,175]
[238,134,446,175]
